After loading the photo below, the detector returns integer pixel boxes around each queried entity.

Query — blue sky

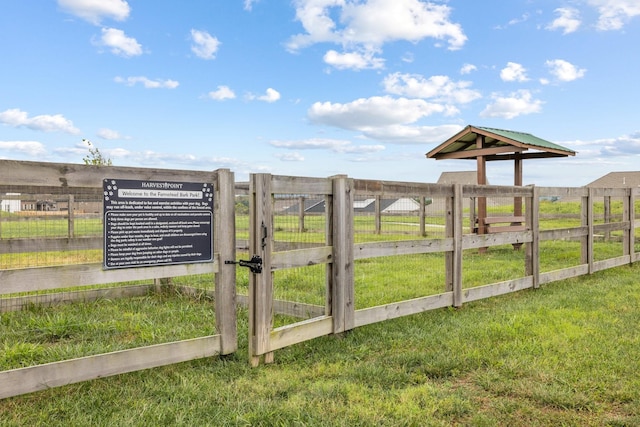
[1,0,639,186]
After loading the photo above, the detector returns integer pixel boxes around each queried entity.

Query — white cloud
[598,132,640,156]
[493,13,531,30]
[561,131,640,157]
[190,29,220,60]
[275,152,305,162]
[401,52,414,63]
[287,0,467,68]
[97,128,128,140]
[0,140,47,156]
[382,73,481,104]
[547,7,581,34]
[262,88,281,102]
[545,59,586,82]
[308,96,446,130]
[460,63,477,75]
[339,144,386,154]
[360,124,463,144]
[114,76,179,89]
[248,88,281,103]
[587,0,640,30]
[97,27,142,57]
[207,86,236,101]
[500,62,529,82]
[270,138,385,154]
[323,49,384,70]
[307,96,462,144]
[480,90,543,119]
[58,0,130,25]
[0,108,80,134]
[244,0,259,11]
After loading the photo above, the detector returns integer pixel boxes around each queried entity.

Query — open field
[1,262,639,426]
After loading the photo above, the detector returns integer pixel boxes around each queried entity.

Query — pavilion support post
[512,153,523,250]
[514,153,523,215]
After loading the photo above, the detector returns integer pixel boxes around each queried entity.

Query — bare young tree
[82,139,112,166]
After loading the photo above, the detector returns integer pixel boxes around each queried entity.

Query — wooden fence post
[419,197,426,237]
[623,188,634,262]
[249,173,274,366]
[604,195,611,242]
[452,184,463,307]
[375,195,381,235]
[584,188,594,273]
[632,189,637,261]
[324,193,332,316]
[214,169,237,355]
[525,186,540,288]
[444,191,454,293]
[631,191,636,257]
[331,175,354,333]
[469,197,476,234]
[67,194,75,238]
[298,196,305,233]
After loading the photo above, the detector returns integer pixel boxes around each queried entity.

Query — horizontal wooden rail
[462,231,532,249]
[354,239,452,259]
[0,237,101,254]
[483,216,526,224]
[0,284,153,313]
[270,175,333,195]
[540,227,588,240]
[0,259,217,295]
[0,159,219,189]
[483,216,526,233]
[268,317,333,352]
[540,265,591,286]
[0,335,222,400]
[354,292,453,328]
[354,179,452,198]
[271,246,332,270]
[462,277,533,303]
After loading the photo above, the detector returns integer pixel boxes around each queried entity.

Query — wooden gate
[246,174,354,366]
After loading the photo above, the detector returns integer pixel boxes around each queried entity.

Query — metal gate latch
[225,255,263,274]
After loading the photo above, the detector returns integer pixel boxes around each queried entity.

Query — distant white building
[354,198,422,214]
[0,193,21,213]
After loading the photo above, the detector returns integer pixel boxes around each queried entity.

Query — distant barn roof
[585,171,640,188]
[437,171,488,185]
[426,125,576,160]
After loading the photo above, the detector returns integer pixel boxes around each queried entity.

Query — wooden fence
[0,160,236,399]
[2,162,639,397]
[246,174,639,363]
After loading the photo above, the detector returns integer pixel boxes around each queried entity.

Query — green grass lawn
[2,199,640,425]
[1,263,639,426]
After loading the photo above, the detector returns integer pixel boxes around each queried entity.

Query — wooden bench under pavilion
[426,125,576,248]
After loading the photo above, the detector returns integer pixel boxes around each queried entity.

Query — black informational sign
[103,179,213,269]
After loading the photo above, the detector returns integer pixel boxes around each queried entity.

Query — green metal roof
[426,125,576,160]
[475,126,576,154]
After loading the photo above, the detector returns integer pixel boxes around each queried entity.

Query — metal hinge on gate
[225,255,263,274]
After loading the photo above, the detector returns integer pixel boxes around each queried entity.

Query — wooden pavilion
[426,125,576,237]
